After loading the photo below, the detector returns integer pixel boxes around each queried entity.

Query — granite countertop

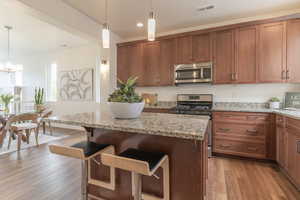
[213,105,300,120]
[46,111,209,141]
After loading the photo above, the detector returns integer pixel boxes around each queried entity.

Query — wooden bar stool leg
[132,172,142,200]
[7,132,12,150]
[81,160,88,200]
[42,121,46,135]
[17,133,22,151]
[162,158,170,200]
[49,121,53,136]
[34,128,39,146]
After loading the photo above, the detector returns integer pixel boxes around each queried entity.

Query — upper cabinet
[117,44,143,85]
[213,29,235,84]
[287,19,300,83]
[176,36,193,64]
[192,33,212,63]
[176,34,212,64]
[235,26,258,84]
[142,41,161,86]
[258,22,287,83]
[159,38,177,86]
[117,17,300,87]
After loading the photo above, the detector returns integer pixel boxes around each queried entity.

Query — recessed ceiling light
[137,22,144,28]
[197,5,215,12]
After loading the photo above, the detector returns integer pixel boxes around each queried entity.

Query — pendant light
[102,0,110,48]
[1,26,15,72]
[148,0,156,41]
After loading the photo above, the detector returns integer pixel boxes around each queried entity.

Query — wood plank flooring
[0,129,299,200]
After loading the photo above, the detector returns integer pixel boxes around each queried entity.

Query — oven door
[175,69,201,82]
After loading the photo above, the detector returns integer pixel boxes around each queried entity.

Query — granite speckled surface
[46,111,209,141]
[213,102,300,120]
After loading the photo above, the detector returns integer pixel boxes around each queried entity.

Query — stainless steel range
[172,94,213,157]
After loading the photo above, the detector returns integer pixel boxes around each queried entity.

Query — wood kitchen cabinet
[258,22,287,83]
[276,115,288,170]
[234,25,258,83]
[213,30,235,84]
[287,19,300,83]
[286,118,300,189]
[159,38,177,86]
[142,41,161,86]
[192,33,212,63]
[212,112,274,159]
[117,43,144,86]
[176,36,193,64]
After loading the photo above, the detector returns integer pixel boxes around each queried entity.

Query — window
[47,63,57,101]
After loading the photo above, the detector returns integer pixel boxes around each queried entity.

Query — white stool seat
[12,122,38,131]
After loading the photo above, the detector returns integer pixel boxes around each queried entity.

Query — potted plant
[269,97,281,109]
[0,94,14,114]
[108,77,144,119]
[34,87,45,113]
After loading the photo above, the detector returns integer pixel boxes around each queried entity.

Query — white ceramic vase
[109,101,145,119]
[269,102,280,109]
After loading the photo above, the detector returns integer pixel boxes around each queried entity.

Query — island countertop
[46,111,209,141]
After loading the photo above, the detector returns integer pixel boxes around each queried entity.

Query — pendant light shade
[148,11,156,41]
[102,23,110,49]
[102,0,110,49]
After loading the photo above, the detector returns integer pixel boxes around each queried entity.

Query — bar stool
[49,141,115,200]
[101,148,170,200]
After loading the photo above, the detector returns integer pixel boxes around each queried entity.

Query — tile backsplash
[136,83,300,103]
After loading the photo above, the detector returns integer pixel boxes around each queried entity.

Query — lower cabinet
[212,112,274,159]
[278,117,300,190]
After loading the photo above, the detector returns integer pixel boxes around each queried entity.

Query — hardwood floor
[0,129,299,200]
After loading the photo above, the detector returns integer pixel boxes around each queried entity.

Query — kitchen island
[46,110,209,200]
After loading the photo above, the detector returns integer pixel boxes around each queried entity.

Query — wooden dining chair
[38,110,53,135]
[5,113,39,151]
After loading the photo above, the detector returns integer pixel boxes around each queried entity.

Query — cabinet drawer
[213,112,270,123]
[214,139,266,158]
[214,122,266,141]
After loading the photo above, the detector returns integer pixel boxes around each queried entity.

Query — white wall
[136,83,300,103]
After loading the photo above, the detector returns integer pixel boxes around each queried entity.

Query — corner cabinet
[276,115,300,190]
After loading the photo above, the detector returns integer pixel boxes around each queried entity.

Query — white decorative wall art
[59,68,93,101]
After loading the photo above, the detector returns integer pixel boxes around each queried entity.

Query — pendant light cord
[150,0,153,12]
[105,0,108,23]
[7,27,10,61]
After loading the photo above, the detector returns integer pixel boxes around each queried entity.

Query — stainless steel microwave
[174,62,213,85]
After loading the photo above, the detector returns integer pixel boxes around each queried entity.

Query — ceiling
[62,0,300,39]
[0,1,89,60]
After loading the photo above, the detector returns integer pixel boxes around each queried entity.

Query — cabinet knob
[246,129,258,135]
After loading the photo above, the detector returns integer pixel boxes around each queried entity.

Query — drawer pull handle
[219,128,230,132]
[219,144,231,149]
[247,147,258,151]
[246,129,258,135]
[297,141,300,154]
[223,115,233,118]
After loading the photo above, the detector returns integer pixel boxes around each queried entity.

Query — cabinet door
[277,125,288,170]
[213,30,235,84]
[258,22,286,83]
[235,26,258,83]
[176,36,193,64]
[143,41,161,86]
[117,44,143,85]
[287,127,300,187]
[159,39,177,86]
[192,33,212,63]
[287,19,300,83]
